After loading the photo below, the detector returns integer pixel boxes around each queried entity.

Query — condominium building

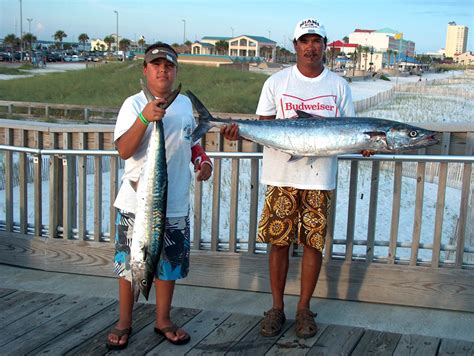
[445,22,469,58]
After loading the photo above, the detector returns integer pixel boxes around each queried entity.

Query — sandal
[260,308,286,337]
[154,325,191,345]
[295,309,318,338]
[105,327,132,350]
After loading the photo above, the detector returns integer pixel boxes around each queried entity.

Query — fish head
[131,260,154,301]
[386,124,439,151]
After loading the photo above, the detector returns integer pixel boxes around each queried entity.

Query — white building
[348,28,415,56]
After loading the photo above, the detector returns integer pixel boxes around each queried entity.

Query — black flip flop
[106,327,132,350]
[154,325,190,345]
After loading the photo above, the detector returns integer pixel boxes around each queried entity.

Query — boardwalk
[1,288,473,355]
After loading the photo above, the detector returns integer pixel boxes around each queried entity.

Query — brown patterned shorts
[257,186,331,252]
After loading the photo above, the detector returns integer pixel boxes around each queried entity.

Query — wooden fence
[0,119,473,313]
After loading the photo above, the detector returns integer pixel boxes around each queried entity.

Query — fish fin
[287,155,305,162]
[187,90,216,142]
[295,110,315,118]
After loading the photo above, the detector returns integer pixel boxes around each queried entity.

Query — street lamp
[114,10,118,53]
[19,0,23,61]
[27,18,32,33]
[268,30,271,39]
[231,27,234,37]
[182,19,186,43]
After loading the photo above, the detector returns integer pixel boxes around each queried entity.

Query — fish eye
[141,279,147,286]
[409,130,418,138]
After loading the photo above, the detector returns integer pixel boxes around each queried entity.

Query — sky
[1,0,473,53]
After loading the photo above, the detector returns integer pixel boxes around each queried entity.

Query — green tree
[363,46,369,71]
[103,35,115,52]
[78,33,89,50]
[215,40,229,55]
[3,34,20,49]
[386,49,393,68]
[53,30,67,49]
[22,33,37,51]
[119,38,131,51]
[342,36,349,44]
[357,45,363,70]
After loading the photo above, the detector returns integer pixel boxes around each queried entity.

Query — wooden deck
[1,288,473,355]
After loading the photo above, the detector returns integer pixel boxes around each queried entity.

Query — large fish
[187,90,438,160]
[129,80,181,301]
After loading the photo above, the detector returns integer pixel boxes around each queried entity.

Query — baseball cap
[144,46,178,66]
[293,18,327,41]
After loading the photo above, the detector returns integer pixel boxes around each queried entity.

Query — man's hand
[220,123,239,141]
[361,150,375,157]
[141,98,167,122]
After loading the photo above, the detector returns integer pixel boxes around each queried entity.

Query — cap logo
[166,54,174,63]
[300,19,320,29]
[152,49,160,54]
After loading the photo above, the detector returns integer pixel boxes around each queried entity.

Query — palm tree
[363,46,369,71]
[22,33,37,51]
[119,38,131,51]
[215,40,229,55]
[350,50,358,76]
[138,37,146,52]
[78,33,89,51]
[3,34,19,50]
[357,45,363,70]
[386,49,393,68]
[103,35,115,52]
[53,30,67,49]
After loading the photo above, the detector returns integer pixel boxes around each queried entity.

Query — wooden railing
[1,119,473,313]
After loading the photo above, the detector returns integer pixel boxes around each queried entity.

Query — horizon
[0,0,473,54]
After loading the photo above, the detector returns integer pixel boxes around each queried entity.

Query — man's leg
[298,245,323,311]
[269,244,291,311]
[154,280,189,342]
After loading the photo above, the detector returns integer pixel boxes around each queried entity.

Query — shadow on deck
[1,288,473,355]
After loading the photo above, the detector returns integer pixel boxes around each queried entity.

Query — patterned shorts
[257,186,331,252]
[113,210,190,281]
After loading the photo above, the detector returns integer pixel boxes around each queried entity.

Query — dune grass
[0,61,269,113]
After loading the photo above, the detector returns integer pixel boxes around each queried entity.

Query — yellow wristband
[138,112,150,126]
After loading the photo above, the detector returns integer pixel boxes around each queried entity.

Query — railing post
[19,130,28,235]
[4,128,14,232]
[33,131,43,237]
[77,132,87,241]
[94,132,103,241]
[48,132,60,238]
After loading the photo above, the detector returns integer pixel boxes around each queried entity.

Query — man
[222,18,371,338]
[107,42,212,349]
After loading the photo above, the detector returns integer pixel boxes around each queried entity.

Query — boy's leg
[107,278,134,346]
[154,280,189,342]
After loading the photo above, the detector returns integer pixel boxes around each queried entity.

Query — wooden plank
[308,323,364,355]
[351,329,401,355]
[389,162,403,264]
[77,132,87,240]
[346,160,359,261]
[393,334,440,355]
[148,310,231,355]
[48,132,59,238]
[4,128,13,232]
[62,132,74,240]
[325,188,337,260]
[31,302,119,354]
[410,160,426,266]
[432,133,451,268]
[455,132,474,269]
[107,306,200,355]
[109,155,118,243]
[94,132,103,241]
[438,337,474,355]
[0,293,75,346]
[0,296,114,354]
[65,303,152,355]
[19,129,28,234]
[33,131,43,237]
[187,313,261,355]
[366,161,380,263]
[192,178,203,249]
[229,155,241,252]
[247,143,260,254]
[226,319,294,356]
[211,157,222,251]
[265,321,326,355]
[0,288,16,298]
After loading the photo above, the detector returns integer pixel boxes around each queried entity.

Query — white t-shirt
[113,91,196,217]
[256,66,355,190]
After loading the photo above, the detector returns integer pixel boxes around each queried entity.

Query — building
[327,40,358,54]
[454,51,474,65]
[445,22,469,58]
[349,28,415,56]
[191,35,277,61]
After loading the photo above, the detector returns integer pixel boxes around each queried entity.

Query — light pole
[268,30,271,39]
[19,0,23,61]
[181,19,186,43]
[114,10,119,53]
[27,18,32,33]
[231,27,234,37]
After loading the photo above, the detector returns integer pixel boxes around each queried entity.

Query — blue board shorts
[113,210,190,281]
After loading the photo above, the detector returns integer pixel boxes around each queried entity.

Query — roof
[193,41,214,48]
[354,29,375,33]
[375,28,399,34]
[328,40,358,48]
[201,36,231,41]
[231,35,277,44]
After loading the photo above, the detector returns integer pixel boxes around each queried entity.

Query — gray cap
[144,47,178,66]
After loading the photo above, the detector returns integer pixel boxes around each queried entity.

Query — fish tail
[187,90,215,142]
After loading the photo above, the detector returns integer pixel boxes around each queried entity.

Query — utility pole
[182,19,186,43]
[114,10,119,53]
[19,0,23,61]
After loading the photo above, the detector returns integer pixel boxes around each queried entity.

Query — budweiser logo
[285,102,335,111]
